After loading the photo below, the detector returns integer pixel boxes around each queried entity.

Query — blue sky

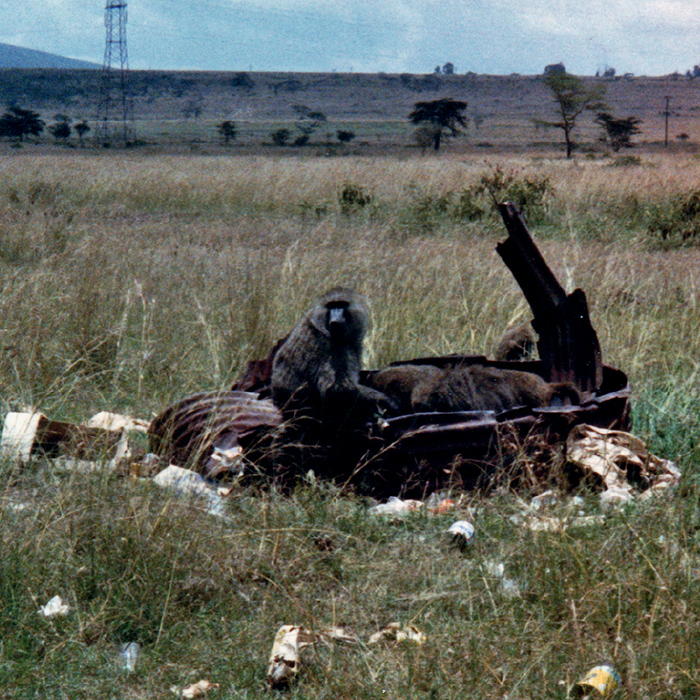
[2,0,699,76]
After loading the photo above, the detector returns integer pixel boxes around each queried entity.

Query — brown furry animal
[271,286,392,426]
[493,323,537,362]
[368,364,443,415]
[370,362,578,415]
[269,287,394,487]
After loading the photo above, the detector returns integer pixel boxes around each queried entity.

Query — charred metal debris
[146,203,632,498]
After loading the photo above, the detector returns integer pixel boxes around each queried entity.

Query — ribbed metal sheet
[148,390,282,472]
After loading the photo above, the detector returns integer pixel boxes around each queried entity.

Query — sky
[1,0,699,76]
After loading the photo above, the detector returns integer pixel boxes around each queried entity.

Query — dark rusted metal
[496,202,603,393]
[148,390,282,473]
[356,359,630,498]
[34,418,123,460]
[148,203,630,496]
[231,337,285,394]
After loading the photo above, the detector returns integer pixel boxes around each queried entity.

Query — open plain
[1,69,700,699]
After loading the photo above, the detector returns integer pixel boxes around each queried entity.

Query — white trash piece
[38,595,71,618]
[120,642,140,672]
[447,520,475,547]
[1,412,46,462]
[154,465,227,518]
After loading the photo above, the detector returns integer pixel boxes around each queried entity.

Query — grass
[1,148,700,698]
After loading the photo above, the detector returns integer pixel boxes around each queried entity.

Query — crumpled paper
[368,622,426,645]
[266,625,319,688]
[566,424,680,503]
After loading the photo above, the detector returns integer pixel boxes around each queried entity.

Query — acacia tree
[0,106,45,142]
[595,112,642,151]
[49,116,71,143]
[217,120,236,145]
[543,73,606,158]
[292,105,326,145]
[74,120,90,146]
[408,98,467,151]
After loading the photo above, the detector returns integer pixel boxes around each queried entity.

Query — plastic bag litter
[120,642,140,673]
[38,595,70,618]
[180,680,220,698]
[153,464,228,518]
[370,496,424,516]
[371,496,456,517]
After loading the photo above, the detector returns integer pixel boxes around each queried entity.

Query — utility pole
[663,95,671,147]
[96,0,134,146]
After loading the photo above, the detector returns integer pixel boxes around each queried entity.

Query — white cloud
[0,0,698,75]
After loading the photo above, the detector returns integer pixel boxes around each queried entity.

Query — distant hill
[0,43,99,70]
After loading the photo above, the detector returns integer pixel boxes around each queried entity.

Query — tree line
[0,106,91,145]
[0,74,643,157]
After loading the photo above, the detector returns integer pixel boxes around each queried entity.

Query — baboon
[271,287,391,421]
[370,363,579,415]
[493,323,537,362]
[368,363,443,415]
[270,287,393,484]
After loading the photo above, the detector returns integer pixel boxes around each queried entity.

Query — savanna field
[2,148,700,698]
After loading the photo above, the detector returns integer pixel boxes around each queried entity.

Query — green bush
[473,165,553,223]
[338,182,373,214]
[647,189,700,247]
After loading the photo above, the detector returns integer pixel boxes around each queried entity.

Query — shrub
[475,166,552,216]
[338,183,373,214]
[336,130,355,144]
[270,128,290,146]
[610,155,642,167]
[648,189,700,247]
[451,188,485,221]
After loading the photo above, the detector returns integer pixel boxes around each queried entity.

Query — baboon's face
[326,300,352,342]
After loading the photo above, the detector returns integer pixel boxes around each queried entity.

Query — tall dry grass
[1,150,700,698]
[0,151,698,417]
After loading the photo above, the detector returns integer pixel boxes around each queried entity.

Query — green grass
[3,468,700,698]
[1,150,700,698]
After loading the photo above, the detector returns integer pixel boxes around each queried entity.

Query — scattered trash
[85,411,150,433]
[370,496,424,516]
[120,642,140,673]
[266,625,318,689]
[566,425,680,503]
[0,410,137,469]
[180,680,220,698]
[530,490,560,511]
[1,411,45,462]
[599,486,634,510]
[148,390,282,476]
[571,663,622,698]
[206,444,244,479]
[481,560,522,598]
[447,520,475,548]
[498,576,522,598]
[510,512,604,533]
[321,626,359,645]
[38,595,70,618]
[153,465,228,518]
[430,497,456,514]
[371,495,456,517]
[483,559,505,577]
[368,622,426,645]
